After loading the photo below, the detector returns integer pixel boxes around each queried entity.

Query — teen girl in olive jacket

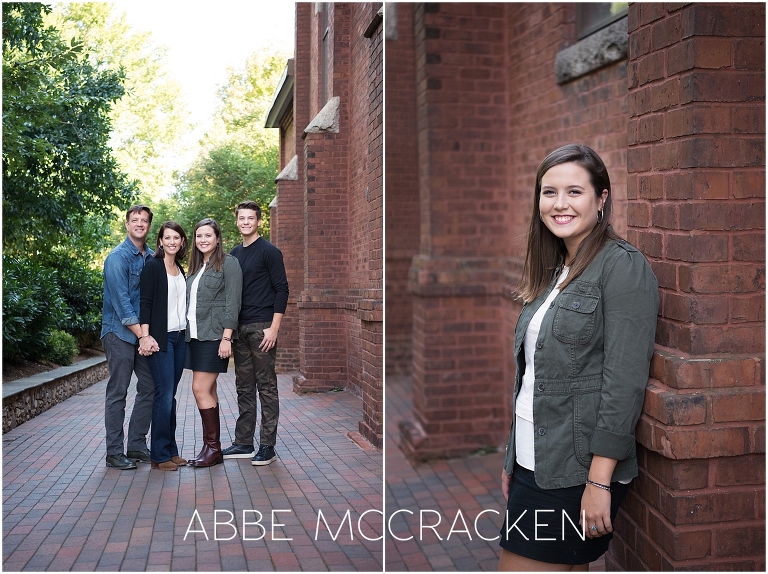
[498,145,659,571]
[185,218,242,467]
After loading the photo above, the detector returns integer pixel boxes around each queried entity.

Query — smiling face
[539,162,608,262]
[125,209,151,244]
[236,208,260,241]
[195,225,217,260]
[160,228,183,258]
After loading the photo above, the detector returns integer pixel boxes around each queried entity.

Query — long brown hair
[519,144,620,302]
[188,218,226,275]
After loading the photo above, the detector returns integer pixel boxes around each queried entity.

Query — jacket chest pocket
[552,289,600,345]
[203,271,224,290]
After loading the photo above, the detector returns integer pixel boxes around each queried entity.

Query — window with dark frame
[576,2,628,40]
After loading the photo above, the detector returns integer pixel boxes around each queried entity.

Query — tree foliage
[2,2,137,256]
[2,2,134,360]
[156,48,288,249]
[47,3,192,201]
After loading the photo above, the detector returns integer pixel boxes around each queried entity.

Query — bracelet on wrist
[586,479,612,492]
[222,336,232,342]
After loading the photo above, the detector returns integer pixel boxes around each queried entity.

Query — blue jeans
[147,330,186,462]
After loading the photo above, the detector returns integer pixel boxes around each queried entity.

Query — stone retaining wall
[2,356,108,433]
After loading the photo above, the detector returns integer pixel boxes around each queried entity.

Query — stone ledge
[3,356,108,433]
[555,17,628,84]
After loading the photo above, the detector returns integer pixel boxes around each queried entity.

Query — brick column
[611,4,765,570]
[384,3,420,377]
[398,3,513,460]
[294,5,352,395]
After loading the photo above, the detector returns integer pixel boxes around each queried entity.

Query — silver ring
[590,526,598,531]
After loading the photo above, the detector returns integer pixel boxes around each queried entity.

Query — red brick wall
[385,5,420,376]
[400,3,513,459]
[610,3,766,570]
[282,3,382,448]
[506,3,629,247]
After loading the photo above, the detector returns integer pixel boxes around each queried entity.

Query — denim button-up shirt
[100,237,154,344]
[503,239,660,489]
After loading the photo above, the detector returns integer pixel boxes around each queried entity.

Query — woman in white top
[139,221,190,471]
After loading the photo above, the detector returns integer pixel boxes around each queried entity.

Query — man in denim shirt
[101,205,156,470]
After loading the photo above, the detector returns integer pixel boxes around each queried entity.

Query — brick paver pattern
[3,370,382,571]
[384,375,605,572]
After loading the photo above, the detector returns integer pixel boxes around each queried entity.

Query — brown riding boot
[191,405,223,467]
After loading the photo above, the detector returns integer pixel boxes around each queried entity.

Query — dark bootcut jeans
[147,330,186,463]
[232,322,279,447]
[103,332,154,456]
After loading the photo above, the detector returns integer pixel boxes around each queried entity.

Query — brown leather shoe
[151,460,178,471]
[171,456,188,466]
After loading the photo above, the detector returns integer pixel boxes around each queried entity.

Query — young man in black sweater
[223,201,289,465]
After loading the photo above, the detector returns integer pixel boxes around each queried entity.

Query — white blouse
[187,263,205,340]
[516,267,569,470]
[167,272,187,332]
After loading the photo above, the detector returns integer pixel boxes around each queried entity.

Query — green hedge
[2,256,102,363]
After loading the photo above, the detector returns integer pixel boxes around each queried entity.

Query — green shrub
[2,257,68,362]
[46,330,79,365]
[54,258,104,346]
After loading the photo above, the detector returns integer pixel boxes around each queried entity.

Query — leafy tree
[155,140,278,251]
[47,3,192,202]
[160,48,288,250]
[2,2,137,256]
[2,2,137,359]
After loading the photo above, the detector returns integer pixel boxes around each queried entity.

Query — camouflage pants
[232,322,279,447]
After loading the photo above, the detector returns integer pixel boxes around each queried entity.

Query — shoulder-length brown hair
[188,218,226,275]
[153,221,188,264]
[519,144,620,302]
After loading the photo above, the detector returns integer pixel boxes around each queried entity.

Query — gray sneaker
[106,454,137,470]
[222,443,255,459]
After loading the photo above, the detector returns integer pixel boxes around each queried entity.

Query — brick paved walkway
[3,370,382,572]
[384,375,606,572]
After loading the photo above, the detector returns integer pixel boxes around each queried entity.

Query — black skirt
[184,339,229,373]
[499,464,629,565]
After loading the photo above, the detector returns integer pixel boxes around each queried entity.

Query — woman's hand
[580,483,612,538]
[501,469,512,503]
[139,336,158,356]
[218,338,232,359]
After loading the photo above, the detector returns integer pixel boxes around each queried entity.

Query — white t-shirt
[187,263,205,339]
[516,267,569,470]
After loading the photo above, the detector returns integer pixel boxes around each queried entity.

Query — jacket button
[536,341,543,349]
[537,383,544,391]
[571,301,581,310]
[549,302,555,309]
[538,428,546,435]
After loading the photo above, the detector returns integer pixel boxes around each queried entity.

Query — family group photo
[3,1,765,573]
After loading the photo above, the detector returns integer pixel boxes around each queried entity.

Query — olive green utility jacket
[503,239,660,489]
[185,254,243,342]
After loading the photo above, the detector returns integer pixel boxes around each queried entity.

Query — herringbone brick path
[3,370,382,571]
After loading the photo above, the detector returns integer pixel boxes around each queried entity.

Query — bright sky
[115,0,295,136]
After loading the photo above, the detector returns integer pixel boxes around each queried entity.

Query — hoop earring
[597,209,604,224]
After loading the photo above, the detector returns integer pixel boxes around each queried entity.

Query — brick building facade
[267,3,383,448]
[385,3,764,570]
